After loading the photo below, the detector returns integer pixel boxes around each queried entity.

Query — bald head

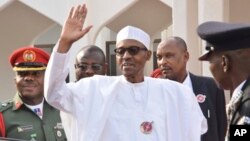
[156,36,189,83]
[158,36,187,52]
[76,45,106,63]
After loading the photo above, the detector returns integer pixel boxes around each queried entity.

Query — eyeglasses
[75,63,103,71]
[114,46,148,56]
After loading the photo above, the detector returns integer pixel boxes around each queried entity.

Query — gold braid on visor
[13,66,47,71]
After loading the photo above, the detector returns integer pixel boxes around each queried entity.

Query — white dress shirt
[182,72,194,92]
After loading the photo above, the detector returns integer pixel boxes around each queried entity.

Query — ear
[146,50,152,61]
[221,55,230,72]
[184,51,189,62]
[14,76,18,85]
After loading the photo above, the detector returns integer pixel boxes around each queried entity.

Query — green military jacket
[0,94,67,141]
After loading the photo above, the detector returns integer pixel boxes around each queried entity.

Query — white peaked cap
[116,25,150,49]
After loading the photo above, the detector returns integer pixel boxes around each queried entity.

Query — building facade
[1,0,249,101]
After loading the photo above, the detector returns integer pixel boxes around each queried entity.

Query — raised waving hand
[58,4,92,53]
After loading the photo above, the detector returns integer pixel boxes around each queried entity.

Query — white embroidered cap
[116,25,150,49]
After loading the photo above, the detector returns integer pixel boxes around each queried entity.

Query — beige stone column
[198,0,229,77]
[172,0,201,75]
[198,0,230,103]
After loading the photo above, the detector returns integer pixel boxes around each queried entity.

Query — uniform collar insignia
[17,125,33,132]
[12,93,24,110]
[54,122,63,129]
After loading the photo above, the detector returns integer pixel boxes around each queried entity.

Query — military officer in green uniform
[0,46,67,141]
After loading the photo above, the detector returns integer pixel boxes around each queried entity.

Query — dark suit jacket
[190,73,227,141]
[231,78,250,125]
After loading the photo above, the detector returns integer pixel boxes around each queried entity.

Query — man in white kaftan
[44,4,207,141]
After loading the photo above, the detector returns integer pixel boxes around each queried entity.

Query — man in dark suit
[197,21,250,140]
[152,36,227,141]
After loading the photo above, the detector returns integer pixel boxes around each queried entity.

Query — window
[106,41,122,76]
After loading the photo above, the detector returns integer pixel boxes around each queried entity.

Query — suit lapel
[189,73,210,119]
[189,73,202,96]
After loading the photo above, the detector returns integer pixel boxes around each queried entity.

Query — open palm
[60,4,92,45]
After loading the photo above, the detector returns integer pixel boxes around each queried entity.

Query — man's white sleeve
[44,46,73,113]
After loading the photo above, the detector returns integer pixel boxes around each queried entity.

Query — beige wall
[0,1,56,101]
[1,0,250,101]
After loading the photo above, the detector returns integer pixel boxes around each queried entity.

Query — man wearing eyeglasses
[44,4,207,141]
[61,45,108,138]
[74,45,108,81]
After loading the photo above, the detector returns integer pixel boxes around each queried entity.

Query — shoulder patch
[0,100,13,112]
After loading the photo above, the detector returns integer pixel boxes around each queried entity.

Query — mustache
[122,62,134,65]
[160,66,171,71]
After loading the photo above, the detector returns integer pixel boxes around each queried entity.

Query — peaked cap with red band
[9,46,50,71]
